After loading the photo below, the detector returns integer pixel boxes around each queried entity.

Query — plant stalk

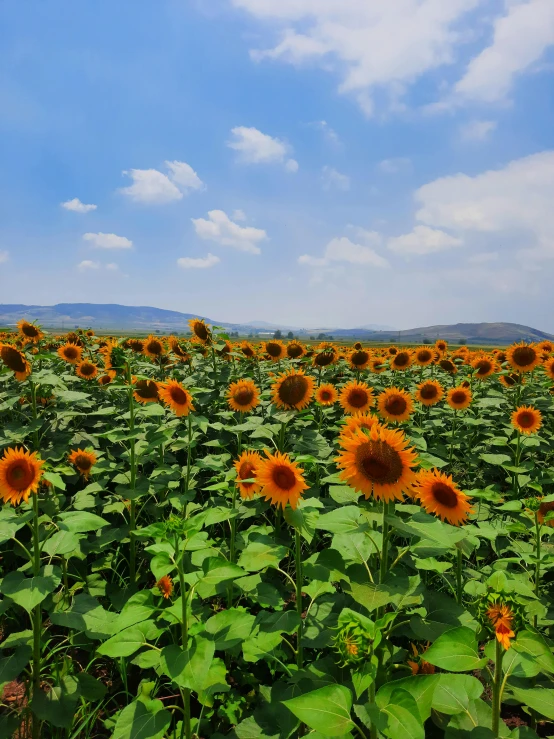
[295,529,304,670]
[492,638,504,737]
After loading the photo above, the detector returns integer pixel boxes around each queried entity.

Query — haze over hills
[0,304,552,344]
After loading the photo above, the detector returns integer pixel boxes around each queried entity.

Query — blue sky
[1,0,553,331]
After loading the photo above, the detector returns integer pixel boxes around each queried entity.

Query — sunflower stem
[492,637,504,737]
[456,546,463,606]
[379,501,391,592]
[29,379,39,450]
[185,412,193,495]
[449,410,457,467]
[227,486,238,608]
[126,363,137,584]
[210,345,219,399]
[294,528,304,670]
[175,535,191,739]
[31,491,42,739]
[534,511,541,627]
[513,431,522,495]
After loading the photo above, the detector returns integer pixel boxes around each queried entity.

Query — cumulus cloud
[460,120,497,142]
[232,209,247,222]
[227,126,298,171]
[455,0,554,102]
[77,260,100,271]
[299,235,389,268]
[321,166,350,191]
[0,250,9,264]
[177,253,221,269]
[192,210,267,254]
[61,198,97,213]
[414,150,554,259]
[119,160,204,204]
[388,225,463,255]
[83,232,133,249]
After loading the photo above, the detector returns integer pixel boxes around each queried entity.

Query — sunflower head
[438,358,457,374]
[188,319,211,344]
[414,347,434,366]
[407,643,436,676]
[0,344,31,381]
[370,357,387,374]
[339,413,381,440]
[256,450,308,510]
[485,601,516,651]
[435,340,448,353]
[98,373,115,386]
[240,341,256,359]
[377,387,414,423]
[68,449,97,478]
[339,380,375,415]
[133,379,160,404]
[415,469,473,525]
[169,338,191,362]
[537,340,554,355]
[99,340,124,373]
[415,380,444,406]
[143,336,165,359]
[349,349,371,371]
[387,346,398,356]
[17,320,43,343]
[264,340,286,362]
[472,354,497,380]
[286,341,305,359]
[126,338,145,353]
[315,383,338,406]
[234,450,263,499]
[542,357,554,381]
[76,361,98,380]
[333,613,373,666]
[499,372,521,388]
[390,350,412,371]
[159,380,194,416]
[157,575,173,599]
[227,379,260,413]
[506,342,540,373]
[538,499,554,528]
[0,447,44,506]
[271,369,314,410]
[511,405,542,435]
[447,386,472,410]
[313,343,337,368]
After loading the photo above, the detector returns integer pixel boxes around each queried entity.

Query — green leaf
[480,453,511,466]
[424,627,487,672]
[432,674,483,715]
[283,684,354,736]
[49,593,113,638]
[57,511,109,532]
[97,621,155,658]
[510,687,554,720]
[380,688,424,739]
[376,675,439,722]
[511,630,554,675]
[0,567,61,613]
[237,538,288,572]
[32,676,80,729]
[316,506,365,534]
[204,608,256,650]
[159,637,215,693]
[112,700,171,739]
[42,471,66,490]
[0,646,32,689]
[43,530,81,557]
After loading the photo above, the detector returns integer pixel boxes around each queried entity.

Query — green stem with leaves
[534,511,541,627]
[456,547,463,606]
[492,638,504,737]
[176,536,191,739]
[295,529,303,670]
[31,491,41,739]
[126,364,137,584]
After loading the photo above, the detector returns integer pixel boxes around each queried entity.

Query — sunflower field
[1,320,554,739]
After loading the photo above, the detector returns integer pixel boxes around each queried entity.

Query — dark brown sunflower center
[99,375,112,385]
[242,346,255,357]
[239,461,256,486]
[476,361,492,375]
[385,395,407,415]
[348,389,369,409]
[234,388,254,406]
[512,346,536,366]
[271,464,297,491]
[135,380,159,399]
[22,324,39,337]
[1,346,27,373]
[170,386,188,404]
[393,352,410,368]
[278,375,309,406]
[496,353,506,363]
[130,341,144,352]
[355,440,403,485]
[287,345,303,358]
[320,390,332,401]
[351,351,369,366]
[516,411,535,428]
[193,323,209,341]
[75,454,93,471]
[7,461,34,491]
[64,346,79,360]
[146,341,163,355]
[80,363,96,376]
[389,347,398,355]
[315,352,334,366]
[451,391,467,405]
[440,360,455,373]
[503,375,516,386]
[266,343,282,357]
[420,384,438,400]
[417,350,432,362]
[431,482,458,508]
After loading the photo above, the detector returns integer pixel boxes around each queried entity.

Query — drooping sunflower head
[506,342,540,373]
[76,360,98,380]
[336,425,418,502]
[271,369,314,410]
[157,575,174,599]
[493,350,507,364]
[390,350,412,371]
[158,380,194,416]
[227,379,260,413]
[256,450,308,510]
[370,357,387,374]
[435,339,448,354]
[0,447,44,506]
[499,372,521,389]
[169,338,191,362]
[339,380,375,415]
[485,602,515,650]
[414,347,434,367]
[133,379,160,404]
[188,318,211,344]
[234,450,263,500]
[349,349,371,371]
[68,448,97,478]
[98,373,115,386]
[0,344,31,381]
[143,335,165,358]
[511,405,542,435]
[315,383,338,406]
[313,343,337,368]
[415,380,444,406]
[240,341,256,359]
[264,340,286,362]
[99,339,123,372]
[17,320,43,343]
[286,341,305,359]
[471,354,497,380]
[415,469,473,525]
[126,338,145,353]
[377,387,414,423]
[446,386,472,410]
[438,358,457,374]
[57,342,82,365]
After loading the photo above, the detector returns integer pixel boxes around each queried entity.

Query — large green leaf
[0,646,32,690]
[511,630,554,675]
[97,621,156,658]
[159,637,215,693]
[112,700,171,739]
[424,627,487,672]
[237,538,288,572]
[283,684,354,736]
[510,687,554,720]
[432,674,483,715]
[0,567,61,613]
[380,688,425,739]
[49,593,113,638]
[57,511,109,532]
[204,608,256,650]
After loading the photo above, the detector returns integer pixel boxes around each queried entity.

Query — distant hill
[0,304,551,344]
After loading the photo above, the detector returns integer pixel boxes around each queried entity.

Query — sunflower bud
[333,609,377,666]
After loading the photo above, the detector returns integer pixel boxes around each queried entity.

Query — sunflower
[339,380,375,415]
[336,425,418,502]
[537,340,553,355]
[538,500,554,528]
[57,342,82,365]
[339,413,381,439]
[415,380,444,406]
[188,318,211,344]
[169,338,191,362]
[407,643,435,676]
[159,380,194,416]
[315,383,338,406]
[414,347,434,367]
[506,342,540,373]
[438,358,457,375]
[234,450,262,499]
[435,340,448,354]
[264,340,286,362]
[143,335,165,359]
[17,320,43,343]
[387,346,398,356]
[256,450,308,510]
[390,350,412,371]
[227,379,260,413]
[76,361,98,380]
[98,373,115,386]
[157,575,173,599]
[133,379,160,404]
[0,345,31,381]
[349,349,371,371]
[471,355,497,380]
[486,603,515,650]
[542,357,554,381]
[0,447,44,506]
[370,357,387,374]
[446,386,472,410]
[126,338,145,353]
[287,341,305,359]
[240,341,256,359]
[377,387,414,423]
[493,350,507,364]
[511,405,542,435]
[271,369,314,410]
[499,372,521,388]
[415,469,473,525]
[68,449,97,478]
[313,343,337,368]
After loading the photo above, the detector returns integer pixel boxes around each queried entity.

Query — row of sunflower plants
[0,320,553,738]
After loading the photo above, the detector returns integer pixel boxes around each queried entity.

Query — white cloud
[378,158,411,174]
[0,250,9,264]
[322,166,350,191]
[61,198,97,213]
[119,160,204,204]
[414,150,554,259]
[310,120,341,145]
[227,126,298,171]
[177,253,221,269]
[468,251,499,264]
[299,235,389,268]
[460,120,497,142]
[78,260,100,271]
[388,225,463,255]
[233,0,481,113]
[192,210,267,254]
[83,232,133,249]
[106,263,119,271]
[232,209,247,222]
[455,0,554,102]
